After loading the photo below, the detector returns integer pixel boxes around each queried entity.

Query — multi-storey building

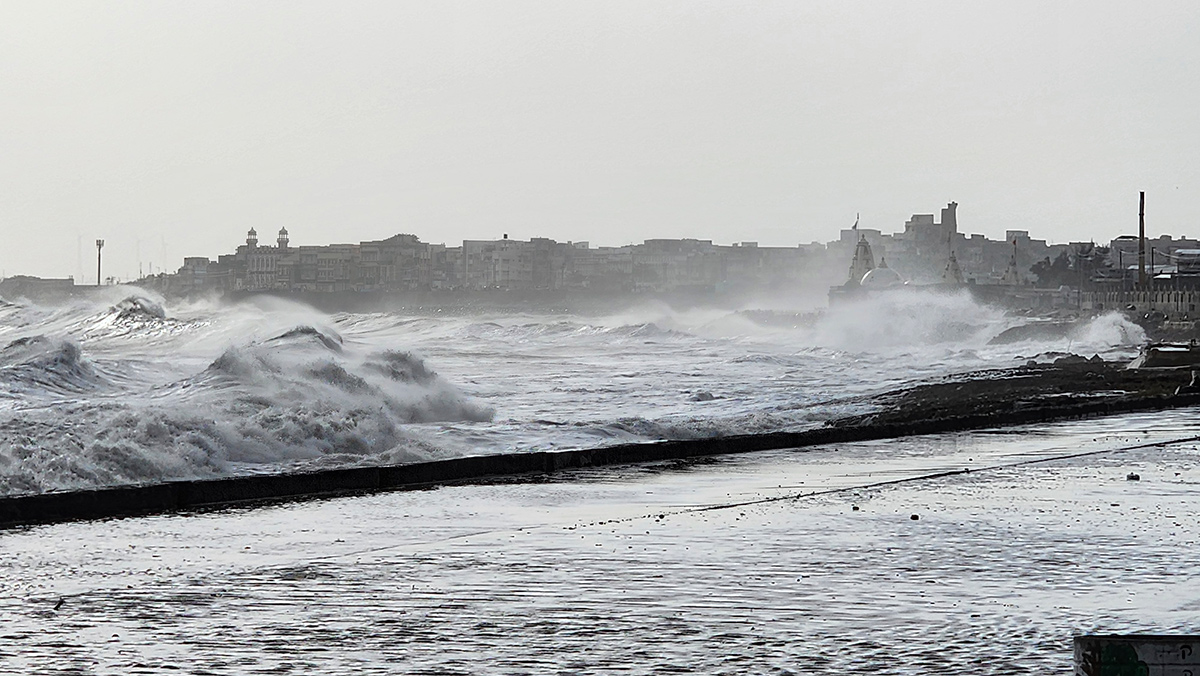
[242,227,291,290]
[163,200,1108,297]
[562,243,634,291]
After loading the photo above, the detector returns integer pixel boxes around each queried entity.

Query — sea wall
[3,387,1200,529]
[1085,289,1200,319]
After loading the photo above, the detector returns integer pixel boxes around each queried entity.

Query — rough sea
[7,286,1196,675]
[0,287,1144,496]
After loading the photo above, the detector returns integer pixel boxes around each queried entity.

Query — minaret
[277,227,289,251]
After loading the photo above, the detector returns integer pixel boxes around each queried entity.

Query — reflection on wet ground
[4,409,1200,674]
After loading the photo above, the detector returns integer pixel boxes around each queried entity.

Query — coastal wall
[4,384,1199,530]
[1085,289,1200,319]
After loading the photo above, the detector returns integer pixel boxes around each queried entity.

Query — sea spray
[0,291,1146,495]
[0,297,494,495]
[1071,311,1146,350]
[807,287,1009,352]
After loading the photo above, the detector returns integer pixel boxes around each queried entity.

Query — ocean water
[0,287,1145,496]
[4,287,1194,674]
[3,410,1200,673]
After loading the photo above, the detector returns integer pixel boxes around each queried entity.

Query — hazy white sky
[1,1,1197,280]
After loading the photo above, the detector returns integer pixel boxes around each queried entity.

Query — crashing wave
[0,297,497,495]
[113,295,167,320]
[363,350,438,384]
[267,325,344,352]
[0,335,106,394]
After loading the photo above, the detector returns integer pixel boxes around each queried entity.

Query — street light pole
[96,239,104,287]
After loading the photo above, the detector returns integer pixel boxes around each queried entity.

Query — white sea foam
[0,289,1146,495]
[1070,310,1146,351]
[807,288,1009,351]
[0,296,495,495]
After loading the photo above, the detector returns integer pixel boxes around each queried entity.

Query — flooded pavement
[4,408,1200,674]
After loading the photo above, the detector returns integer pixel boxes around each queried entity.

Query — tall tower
[941,201,958,234]
[95,239,104,287]
[277,227,289,251]
[847,235,876,286]
[247,228,258,248]
[1138,192,1146,289]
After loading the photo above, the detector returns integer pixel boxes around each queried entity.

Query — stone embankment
[2,361,1197,529]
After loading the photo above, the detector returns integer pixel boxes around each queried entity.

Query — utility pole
[1080,244,1089,309]
[1138,191,1146,289]
[1150,247,1156,291]
[96,239,104,287]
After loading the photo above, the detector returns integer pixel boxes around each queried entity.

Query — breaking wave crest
[200,327,493,425]
[0,309,493,495]
[113,295,167,321]
[0,335,106,395]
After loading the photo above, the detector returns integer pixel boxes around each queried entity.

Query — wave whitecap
[0,318,493,495]
[0,335,107,395]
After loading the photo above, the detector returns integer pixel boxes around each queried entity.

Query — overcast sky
[2,1,1197,281]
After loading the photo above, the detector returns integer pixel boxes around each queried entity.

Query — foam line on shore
[3,391,1200,529]
[298,433,1200,566]
[616,433,1200,522]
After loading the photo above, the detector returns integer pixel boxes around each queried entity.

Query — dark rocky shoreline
[831,360,1195,428]
[2,360,1198,529]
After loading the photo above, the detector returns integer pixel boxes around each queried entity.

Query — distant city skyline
[17,196,1190,285]
[8,191,1196,284]
[3,1,1198,281]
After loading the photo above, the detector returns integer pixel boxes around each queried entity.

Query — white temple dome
[860,267,903,289]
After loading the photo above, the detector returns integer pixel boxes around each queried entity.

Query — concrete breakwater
[3,364,1198,529]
